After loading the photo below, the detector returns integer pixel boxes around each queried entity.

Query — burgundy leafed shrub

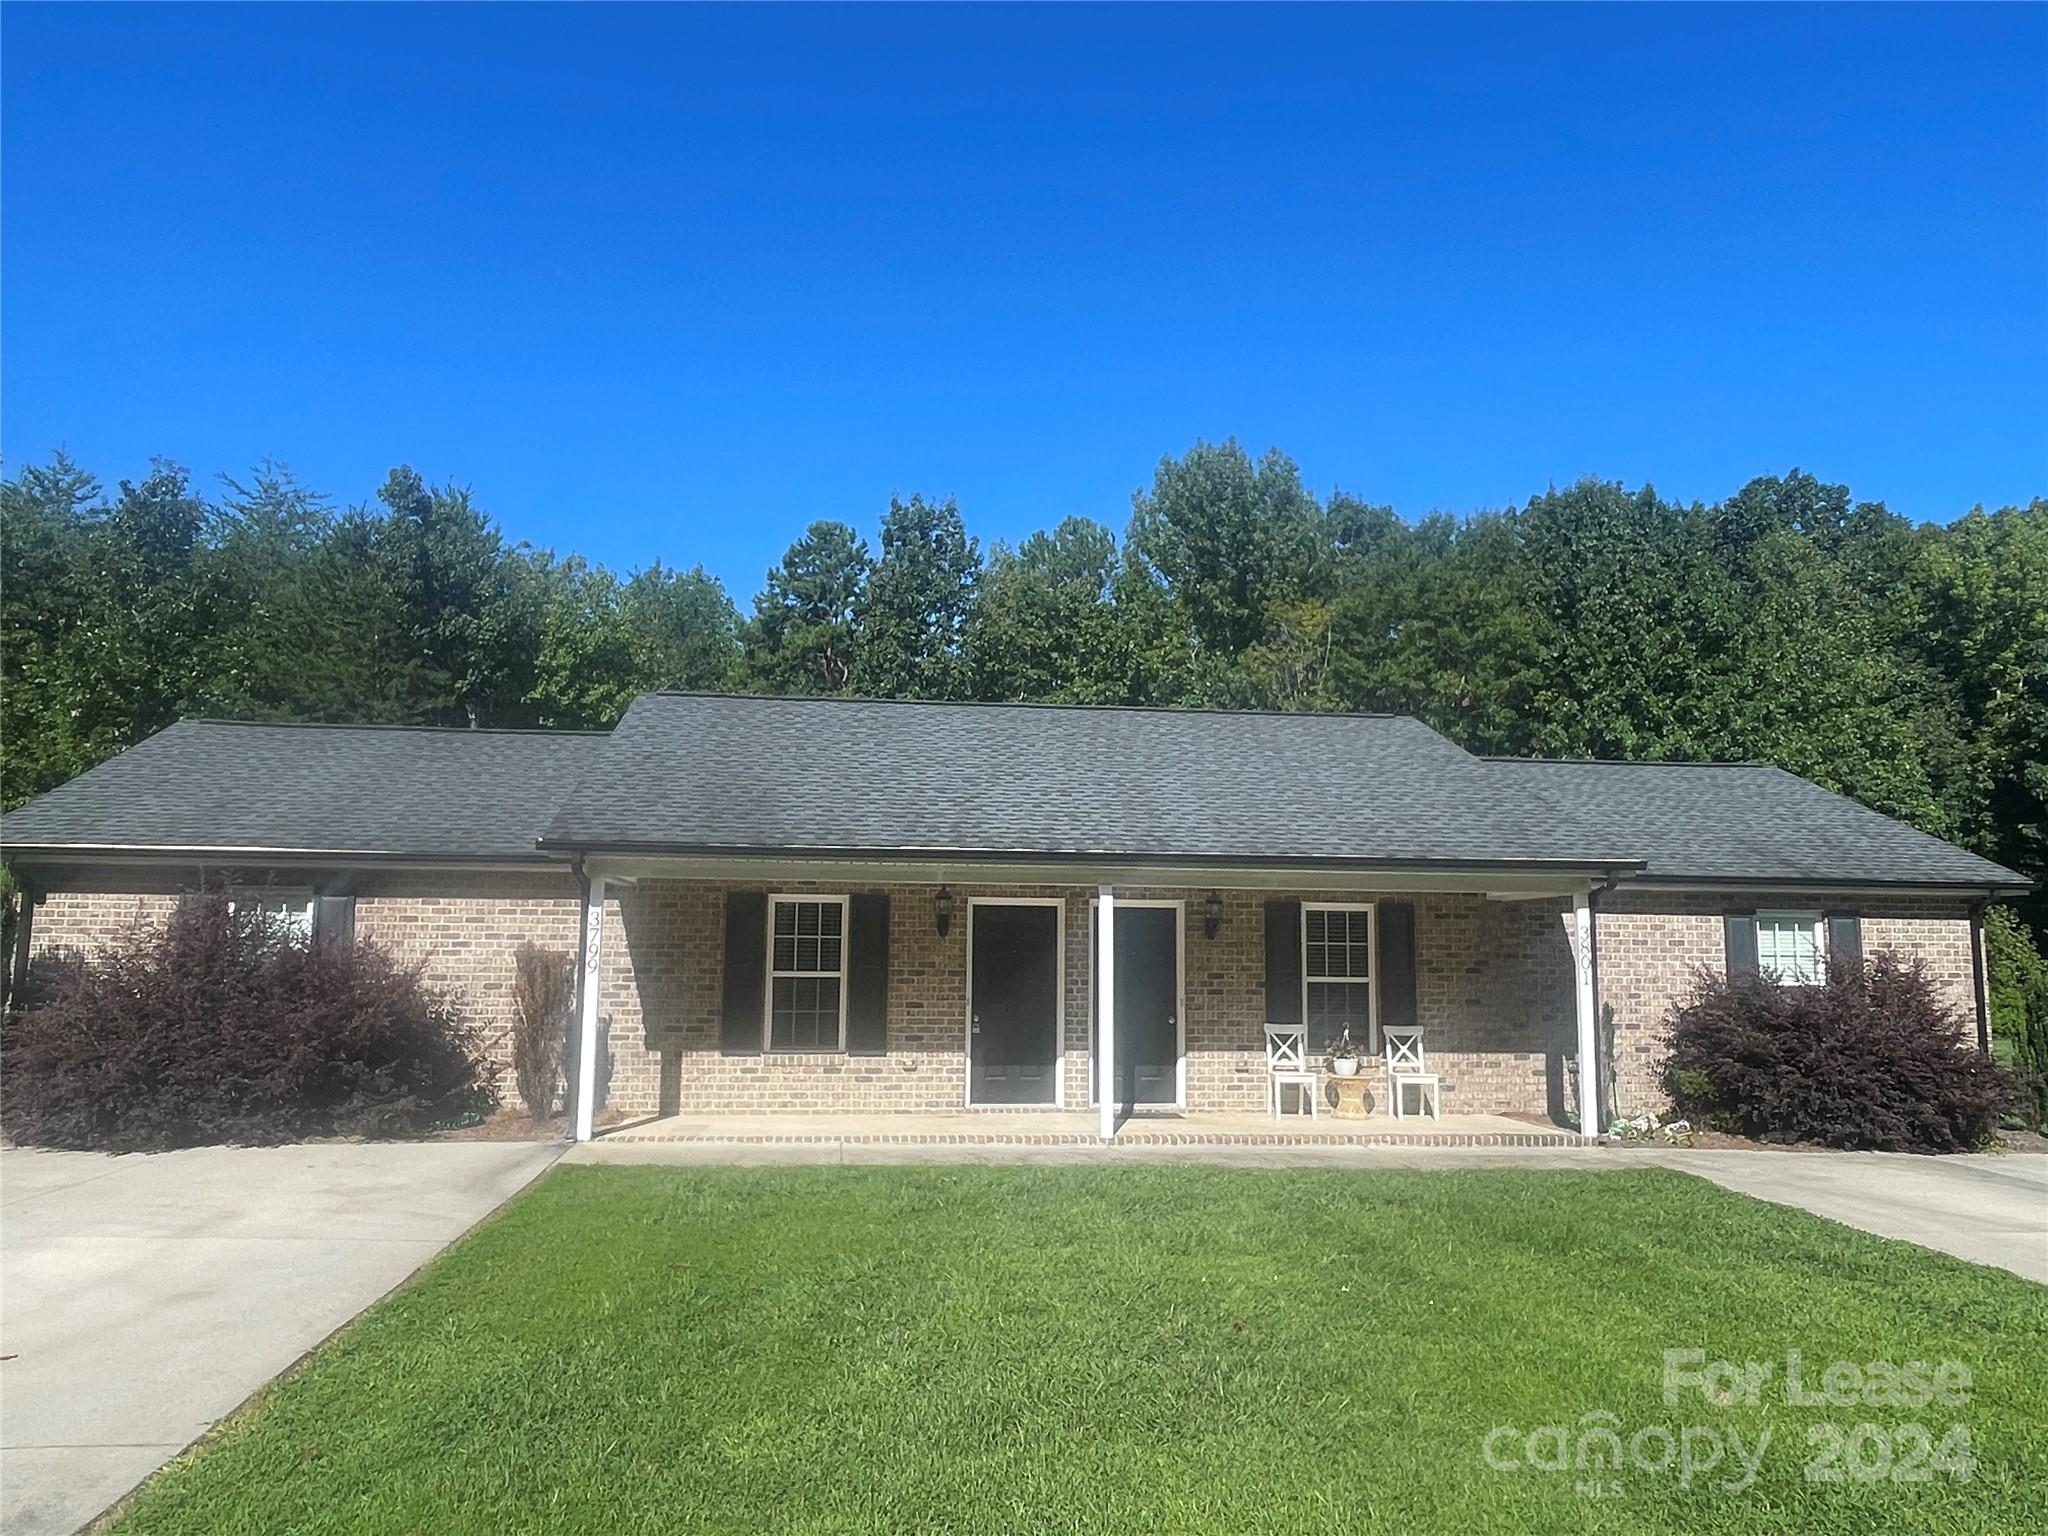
[1,891,495,1152]
[1663,953,2013,1152]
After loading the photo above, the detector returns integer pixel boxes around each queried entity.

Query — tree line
[3,441,2044,1068]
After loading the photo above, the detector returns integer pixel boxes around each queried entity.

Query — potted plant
[1327,1027,1363,1076]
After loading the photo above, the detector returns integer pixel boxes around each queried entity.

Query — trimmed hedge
[1663,952,2013,1152]
[2,890,494,1152]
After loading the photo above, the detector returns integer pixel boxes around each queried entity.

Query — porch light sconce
[935,886,956,939]
[1202,891,1225,940]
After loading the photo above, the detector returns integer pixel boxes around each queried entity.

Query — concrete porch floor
[597,1109,1580,1148]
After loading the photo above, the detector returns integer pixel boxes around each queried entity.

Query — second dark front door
[970,903,1060,1104]
[1093,904,1179,1108]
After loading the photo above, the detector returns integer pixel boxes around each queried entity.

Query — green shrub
[1986,907,2048,1132]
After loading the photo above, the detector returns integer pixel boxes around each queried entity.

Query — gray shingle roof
[535,693,1643,869]
[5,698,2026,890]
[1486,759,2027,889]
[1,719,605,860]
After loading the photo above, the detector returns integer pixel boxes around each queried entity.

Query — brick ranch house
[2,692,2029,1142]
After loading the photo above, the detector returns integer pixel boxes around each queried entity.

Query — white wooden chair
[1264,1024,1320,1119]
[1382,1026,1441,1121]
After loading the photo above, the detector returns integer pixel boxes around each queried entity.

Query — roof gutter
[1,846,575,874]
[535,838,1647,878]
[1616,874,2035,896]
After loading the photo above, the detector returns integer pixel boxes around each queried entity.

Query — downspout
[1968,895,1994,1058]
[4,867,34,1013]
[571,852,591,998]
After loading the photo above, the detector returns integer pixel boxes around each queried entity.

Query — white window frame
[763,893,851,1053]
[226,890,315,943]
[1756,909,1827,987]
[1301,900,1380,1052]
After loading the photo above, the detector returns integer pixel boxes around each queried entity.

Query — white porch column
[1571,890,1600,1141]
[1097,884,1117,1140]
[573,872,607,1143]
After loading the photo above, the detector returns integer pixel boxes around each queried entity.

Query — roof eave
[535,835,1646,877]
[1625,873,2035,897]
[2,843,573,873]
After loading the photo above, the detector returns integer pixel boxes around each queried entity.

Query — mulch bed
[1500,1109,2048,1154]
[434,1109,569,1142]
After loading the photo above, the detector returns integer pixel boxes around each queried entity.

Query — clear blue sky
[5,3,2044,596]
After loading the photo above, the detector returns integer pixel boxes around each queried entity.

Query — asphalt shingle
[1,720,604,859]
[1484,758,2025,889]
[3,697,2027,890]
[536,693,1643,868]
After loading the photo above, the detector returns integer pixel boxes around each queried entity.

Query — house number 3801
[1804,1423,1974,1483]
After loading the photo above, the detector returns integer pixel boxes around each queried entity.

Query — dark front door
[970,904,1060,1104]
[1094,905,1179,1108]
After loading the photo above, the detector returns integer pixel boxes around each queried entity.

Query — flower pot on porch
[1330,1056,1361,1077]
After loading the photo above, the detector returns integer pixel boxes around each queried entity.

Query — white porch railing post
[1097,885,1117,1140]
[1571,889,1599,1141]
[573,873,607,1143]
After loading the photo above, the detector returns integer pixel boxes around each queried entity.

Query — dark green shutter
[1378,901,1417,1030]
[313,895,355,950]
[1724,913,1759,980]
[721,891,767,1054]
[1826,912,1863,975]
[846,893,890,1055]
[1264,900,1302,1025]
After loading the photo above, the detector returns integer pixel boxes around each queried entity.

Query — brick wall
[22,871,1984,1128]
[23,873,581,1104]
[592,879,1583,1119]
[26,888,182,969]
[1594,891,1978,1116]
[352,874,581,1100]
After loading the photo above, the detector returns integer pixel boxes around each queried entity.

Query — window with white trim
[767,895,848,1051]
[1303,903,1374,1051]
[227,892,314,944]
[1757,910,1826,986]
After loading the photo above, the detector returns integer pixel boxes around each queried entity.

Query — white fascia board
[580,852,1601,896]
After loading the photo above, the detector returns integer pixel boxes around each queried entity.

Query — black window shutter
[313,895,355,950]
[1378,901,1418,1031]
[1826,912,1863,974]
[846,893,890,1055]
[1724,913,1759,980]
[1264,900,1302,1025]
[721,891,767,1054]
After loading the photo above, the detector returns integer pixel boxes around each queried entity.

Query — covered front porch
[596,1108,1581,1148]
[566,856,1610,1142]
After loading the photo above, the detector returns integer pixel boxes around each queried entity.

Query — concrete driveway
[0,1141,560,1536]
[1663,1149,2048,1284]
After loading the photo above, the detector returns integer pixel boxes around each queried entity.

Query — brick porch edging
[601,1128,1583,1149]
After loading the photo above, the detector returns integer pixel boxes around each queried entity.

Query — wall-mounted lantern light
[935,886,956,938]
[1202,891,1225,940]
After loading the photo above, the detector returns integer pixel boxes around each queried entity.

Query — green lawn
[112,1166,2046,1535]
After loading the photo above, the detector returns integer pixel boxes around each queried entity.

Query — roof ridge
[639,690,1426,725]
[174,717,613,737]
[1484,754,1778,769]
